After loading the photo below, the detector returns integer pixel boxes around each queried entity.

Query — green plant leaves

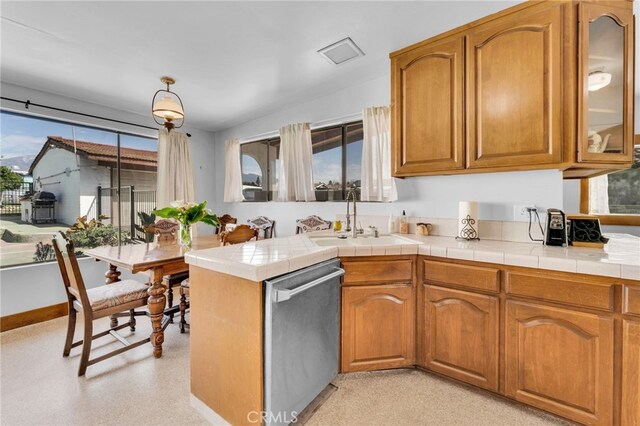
[152,201,219,228]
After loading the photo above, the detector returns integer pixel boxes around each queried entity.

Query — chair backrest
[221,224,259,246]
[295,215,332,234]
[247,216,275,239]
[215,214,238,235]
[145,219,180,246]
[52,231,90,307]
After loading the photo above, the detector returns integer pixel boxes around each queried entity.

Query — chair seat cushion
[87,280,149,311]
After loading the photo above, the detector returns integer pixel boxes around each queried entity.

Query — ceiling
[4,1,635,134]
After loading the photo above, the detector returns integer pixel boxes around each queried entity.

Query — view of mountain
[0,155,36,175]
[242,172,260,184]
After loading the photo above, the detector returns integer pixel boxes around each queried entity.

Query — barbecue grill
[29,191,56,224]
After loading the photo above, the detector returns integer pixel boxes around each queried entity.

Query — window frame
[240,120,363,202]
[0,109,157,269]
[579,178,640,226]
[579,134,640,226]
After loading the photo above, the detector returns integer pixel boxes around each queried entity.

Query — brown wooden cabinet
[422,285,499,391]
[391,35,464,175]
[341,284,415,372]
[390,0,635,178]
[466,2,563,169]
[340,256,415,373]
[505,300,614,425]
[339,254,638,425]
[622,319,640,426]
[575,3,634,168]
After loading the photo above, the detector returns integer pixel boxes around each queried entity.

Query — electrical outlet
[513,205,537,222]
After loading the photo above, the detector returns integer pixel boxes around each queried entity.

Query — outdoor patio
[0,216,68,267]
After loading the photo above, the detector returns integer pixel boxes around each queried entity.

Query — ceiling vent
[318,37,365,65]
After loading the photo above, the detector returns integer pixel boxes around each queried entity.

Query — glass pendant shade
[151,77,185,130]
[588,71,612,92]
[153,95,184,120]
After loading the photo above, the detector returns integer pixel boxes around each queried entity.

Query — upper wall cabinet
[466,3,563,169]
[577,3,634,166]
[390,0,635,179]
[391,36,464,174]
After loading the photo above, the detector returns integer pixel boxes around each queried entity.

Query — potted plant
[152,200,219,248]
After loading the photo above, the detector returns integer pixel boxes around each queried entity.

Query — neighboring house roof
[29,136,157,174]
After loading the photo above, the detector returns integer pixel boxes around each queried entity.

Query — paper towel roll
[458,201,478,240]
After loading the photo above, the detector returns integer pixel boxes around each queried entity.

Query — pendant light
[588,71,612,92]
[152,76,184,131]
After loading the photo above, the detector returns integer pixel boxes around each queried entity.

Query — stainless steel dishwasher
[263,258,344,426]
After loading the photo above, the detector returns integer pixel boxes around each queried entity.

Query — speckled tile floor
[1,315,208,426]
[307,370,570,426]
[2,316,569,426]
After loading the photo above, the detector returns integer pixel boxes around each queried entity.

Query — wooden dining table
[83,235,220,358]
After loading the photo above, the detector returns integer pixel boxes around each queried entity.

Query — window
[239,121,363,202]
[0,110,157,268]
[580,140,640,225]
[240,137,279,201]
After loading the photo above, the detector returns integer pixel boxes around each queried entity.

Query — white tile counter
[185,232,640,282]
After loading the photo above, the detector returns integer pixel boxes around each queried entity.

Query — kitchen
[2,2,638,424]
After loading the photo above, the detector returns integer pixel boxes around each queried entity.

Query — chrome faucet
[345,187,359,238]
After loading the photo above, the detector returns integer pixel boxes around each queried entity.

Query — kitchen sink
[310,235,419,247]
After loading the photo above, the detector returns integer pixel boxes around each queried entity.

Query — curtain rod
[0,96,192,137]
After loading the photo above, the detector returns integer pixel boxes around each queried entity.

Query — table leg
[105,263,122,328]
[148,268,167,358]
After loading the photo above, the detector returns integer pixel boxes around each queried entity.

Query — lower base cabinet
[622,319,640,426]
[340,255,638,425]
[422,285,499,391]
[341,284,415,372]
[505,300,614,425]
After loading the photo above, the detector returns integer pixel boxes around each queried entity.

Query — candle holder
[456,215,480,241]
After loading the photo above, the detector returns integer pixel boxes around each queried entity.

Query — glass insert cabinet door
[579,3,633,163]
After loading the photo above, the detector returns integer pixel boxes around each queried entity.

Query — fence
[0,182,33,215]
[89,186,157,240]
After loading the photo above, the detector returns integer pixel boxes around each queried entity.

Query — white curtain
[277,123,316,202]
[224,138,245,202]
[156,128,195,208]
[360,106,397,202]
[589,174,610,214]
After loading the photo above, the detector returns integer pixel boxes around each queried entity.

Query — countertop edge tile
[187,233,639,282]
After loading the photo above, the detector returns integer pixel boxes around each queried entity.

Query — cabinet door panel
[505,300,613,425]
[578,3,633,164]
[622,319,640,426]
[424,285,499,391]
[341,285,415,372]
[467,3,563,168]
[392,36,464,175]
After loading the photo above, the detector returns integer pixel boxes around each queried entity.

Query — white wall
[0,258,146,317]
[212,75,565,236]
[79,162,110,220]
[1,82,217,316]
[31,148,81,226]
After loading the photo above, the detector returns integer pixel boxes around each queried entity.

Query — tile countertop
[184,232,640,282]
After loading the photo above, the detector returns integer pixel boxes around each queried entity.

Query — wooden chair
[295,215,332,234]
[179,225,258,333]
[215,214,237,234]
[247,216,276,239]
[221,224,259,246]
[52,232,150,376]
[145,219,180,246]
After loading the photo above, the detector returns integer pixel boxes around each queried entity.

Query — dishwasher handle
[273,267,344,303]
